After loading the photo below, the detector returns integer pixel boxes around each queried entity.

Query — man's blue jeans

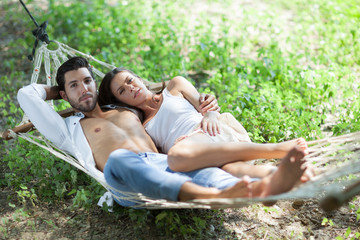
[104,149,240,207]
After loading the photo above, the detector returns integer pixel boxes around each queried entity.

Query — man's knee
[104,149,139,184]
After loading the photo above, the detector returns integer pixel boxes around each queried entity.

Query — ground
[1,187,360,239]
[1,0,360,239]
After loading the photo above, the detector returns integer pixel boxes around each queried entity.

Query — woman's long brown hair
[98,67,165,109]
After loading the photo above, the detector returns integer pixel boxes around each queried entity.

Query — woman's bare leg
[221,162,277,178]
[179,148,306,206]
[218,147,306,202]
[222,159,314,182]
[168,132,308,172]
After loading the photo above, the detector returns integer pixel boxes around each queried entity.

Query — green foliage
[2,136,104,206]
[262,206,279,214]
[16,185,37,207]
[321,217,334,227]
[128,209,151,227]
[125,209,216,238]
[336,226,360,240]
[332,97,360,135]
[154,210,206,238]
[1,0,360,238]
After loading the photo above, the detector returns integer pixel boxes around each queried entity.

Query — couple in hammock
[18,56,310,207]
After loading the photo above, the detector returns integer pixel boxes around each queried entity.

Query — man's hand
[44,85,62,101]
[199,93,220,114]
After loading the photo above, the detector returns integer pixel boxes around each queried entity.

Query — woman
[98,68,309,180]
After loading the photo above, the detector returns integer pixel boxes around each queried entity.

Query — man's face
[60,67,97,112]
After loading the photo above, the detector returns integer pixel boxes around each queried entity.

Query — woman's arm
[166,76,219,113]
[166,76,220,135]
[166,76,204,112]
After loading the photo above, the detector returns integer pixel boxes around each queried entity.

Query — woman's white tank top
[144,88,202,153]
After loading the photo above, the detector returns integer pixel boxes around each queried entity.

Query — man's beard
[68,93,97,112]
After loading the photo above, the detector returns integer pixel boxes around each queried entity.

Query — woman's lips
[134,89,140,98]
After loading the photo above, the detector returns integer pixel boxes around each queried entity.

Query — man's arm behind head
[43,85,62,101]
[17,84,71,148]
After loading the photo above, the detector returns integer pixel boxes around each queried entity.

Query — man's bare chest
[106,110,142,131]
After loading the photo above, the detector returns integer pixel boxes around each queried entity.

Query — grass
[1,0,360,239]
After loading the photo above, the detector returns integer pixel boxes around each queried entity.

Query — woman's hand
[199,93,220,114]
[200,111,221,136]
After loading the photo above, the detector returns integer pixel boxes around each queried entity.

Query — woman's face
[110,71,148,107]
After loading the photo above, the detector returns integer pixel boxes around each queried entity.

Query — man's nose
[80,83,88,94]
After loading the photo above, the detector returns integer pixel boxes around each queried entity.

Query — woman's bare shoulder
[166,76,188,96]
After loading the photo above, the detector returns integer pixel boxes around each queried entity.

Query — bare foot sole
[249,147,307,205]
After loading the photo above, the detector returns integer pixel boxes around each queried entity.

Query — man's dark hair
[56,56,94,91]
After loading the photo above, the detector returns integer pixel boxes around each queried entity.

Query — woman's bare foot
[300,164,315,182]
[274,138,309,156]
[209,147,308,203]
[242,147,307,206]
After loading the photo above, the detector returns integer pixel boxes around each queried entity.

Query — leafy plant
[1,0,360,239]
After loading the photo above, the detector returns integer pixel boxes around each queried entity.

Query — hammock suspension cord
[19,0,50,61]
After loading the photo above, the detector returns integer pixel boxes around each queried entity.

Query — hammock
[3,39,360,210]
[4,1,360,210]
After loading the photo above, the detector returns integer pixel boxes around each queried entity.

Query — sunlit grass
[1,0,359,238]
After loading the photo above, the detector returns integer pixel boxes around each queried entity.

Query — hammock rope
[7,0,360,209]
[15,129,360,209]
[19,0,50,61]
[8,39,360,209]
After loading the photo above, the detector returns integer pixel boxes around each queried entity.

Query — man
[18,56,307,207]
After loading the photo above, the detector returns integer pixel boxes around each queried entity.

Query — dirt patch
[1,185,359,239]
[224,200,360,239]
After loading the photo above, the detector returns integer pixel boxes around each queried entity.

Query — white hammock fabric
[13,41,360,209]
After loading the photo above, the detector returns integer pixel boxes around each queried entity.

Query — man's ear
[59,90,68,101]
